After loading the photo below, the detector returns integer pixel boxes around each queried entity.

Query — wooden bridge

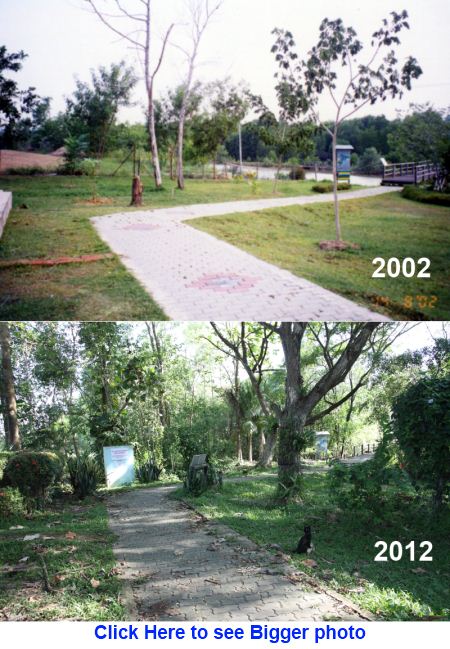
[382,160,442,186]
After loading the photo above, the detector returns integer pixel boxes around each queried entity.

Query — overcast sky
[1,0,449,123]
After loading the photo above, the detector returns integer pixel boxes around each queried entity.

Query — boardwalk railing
[382,160,442,185]
[306,442,379,461]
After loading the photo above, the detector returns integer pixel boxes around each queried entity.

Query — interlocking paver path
[108,486,372,621]
[92,187,399,321]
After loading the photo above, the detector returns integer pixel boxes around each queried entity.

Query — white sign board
[103,445,135,488]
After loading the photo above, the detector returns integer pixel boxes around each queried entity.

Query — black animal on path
[295,525,314,554]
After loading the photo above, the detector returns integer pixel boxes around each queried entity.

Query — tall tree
[211,322,410,497]
[65,62,137,157]
[271,11,422,246]
[0,323,21,450]
[0,45,41,148]
[85,0,174,187]
[175,0,223,189]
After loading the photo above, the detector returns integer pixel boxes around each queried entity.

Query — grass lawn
[0,165,324,320]
[0,496,124,620]
[190,192,450,320]
[178,476,450,620]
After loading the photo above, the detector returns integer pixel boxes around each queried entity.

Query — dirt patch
[318,240,361,251]
[76,197,114,206]
[0,150,62,172]
[0,253,115,269]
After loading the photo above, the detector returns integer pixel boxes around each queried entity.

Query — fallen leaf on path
[90,578,100,588]
[303,559,318,568]
[54,574,67,583]
[19,556,29,563]
[23,534,40,541]
[10,525,24,530]
[65,532,77,540]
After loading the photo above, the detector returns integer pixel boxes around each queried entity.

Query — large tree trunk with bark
[0,323,21,450]
[258,426,277,467]
[276,324,305,493]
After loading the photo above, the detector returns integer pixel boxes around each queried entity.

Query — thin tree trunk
[257,424,265,460]
[177,105,187,190]
[332,128,342,242]
[0,323,21,450]
[148,91,163,188]
[248,428,253,463]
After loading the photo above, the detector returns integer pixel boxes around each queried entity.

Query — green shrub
[289,165,306,181]
[67,453,101,499]
[184,463,222,496]
[328,459,411,513]
[0,451,14,483]
[135,461,162,484]
[312,182,352,193]
[0,487,26,518]
[401,185,450,206]
[3,166,55,176]
[3,451,63,508]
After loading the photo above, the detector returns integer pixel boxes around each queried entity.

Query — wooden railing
[382,160,442,184]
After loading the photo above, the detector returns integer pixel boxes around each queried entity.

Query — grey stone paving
[92,187,399,321]
[107,486,370,621]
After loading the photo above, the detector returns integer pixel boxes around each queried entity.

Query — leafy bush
[78,158,98,176]
[0,451,14,483]
[67,453,101,499]
[328,459,411,513]
[391,376,450,507]
[0,487,26,518]
[312,182,352,193]
[3,451,63,508]
[184,463,222,496]
[355,147,383,175]
[59,134,88,175]
[289,165,306,180]
[401,185,450,207]
[135,461,162,484]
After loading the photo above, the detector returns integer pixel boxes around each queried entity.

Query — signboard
[103,445,135,488]
[315,431,330,455]
[336,145,353,183]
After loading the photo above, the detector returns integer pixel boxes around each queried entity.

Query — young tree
[252,105,314,193]
[156,84,203,180]
[0,323,21,450]
[271,11,422,246]
[175,0,223,190]
[85,0,174,187]
[191,81,248,179]
[0,46,42,149]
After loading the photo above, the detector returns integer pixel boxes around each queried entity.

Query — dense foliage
[391,376,450,506]
[3,451,63,507]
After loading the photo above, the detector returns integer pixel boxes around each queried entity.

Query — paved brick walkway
[107,486,371,621]
[92,188,398,321]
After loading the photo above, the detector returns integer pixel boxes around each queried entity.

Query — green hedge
[401,185,450,207]
[312,182,352,193]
